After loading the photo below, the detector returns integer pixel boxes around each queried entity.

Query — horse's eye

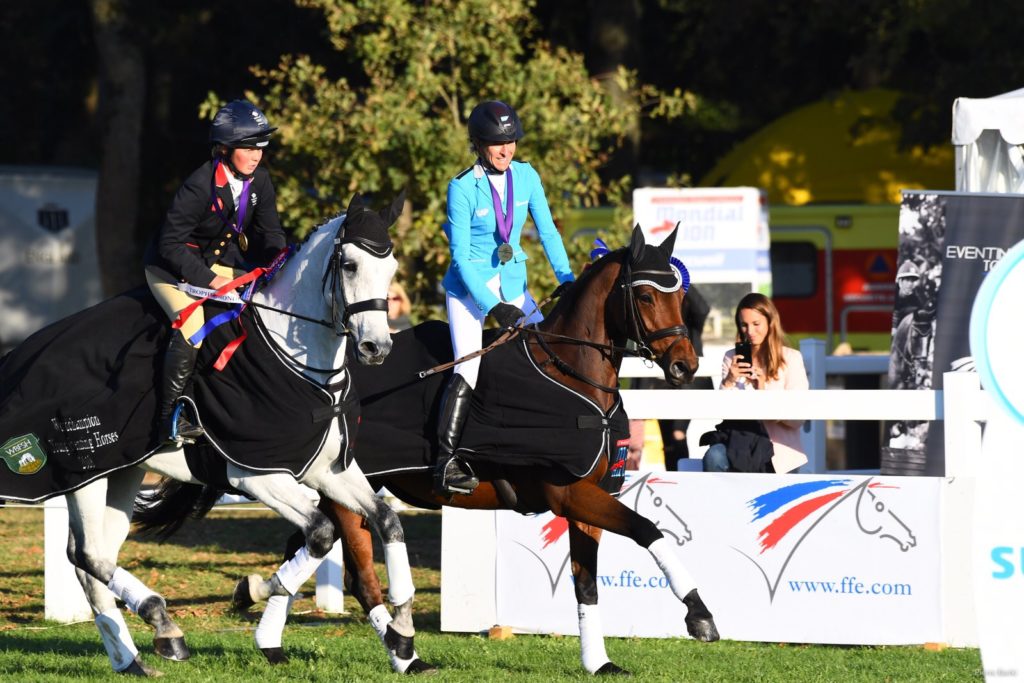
[638,292,654,304]
[342,261,358,274]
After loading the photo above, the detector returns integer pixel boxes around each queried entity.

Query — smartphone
[734,340,753,367]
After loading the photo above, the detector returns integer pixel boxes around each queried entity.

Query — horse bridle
[321,216,394,337]
[249,213,394,382]
[531,254,690,393]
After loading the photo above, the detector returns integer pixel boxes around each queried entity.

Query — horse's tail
[133,478,222,541]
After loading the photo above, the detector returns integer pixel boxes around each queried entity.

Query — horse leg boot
[647,537,720,642]
[157,333,204,445]
[433,373,478,495]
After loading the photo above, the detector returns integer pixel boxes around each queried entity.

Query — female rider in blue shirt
[434,100,575,496]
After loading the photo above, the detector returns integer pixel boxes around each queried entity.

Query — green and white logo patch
[1,433,47,475]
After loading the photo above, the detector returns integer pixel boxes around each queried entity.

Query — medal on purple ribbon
[238,233,249,252]
[497,243,514,263]
[488,168,515,265]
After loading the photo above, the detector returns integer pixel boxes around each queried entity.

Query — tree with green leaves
[210,0,694,319]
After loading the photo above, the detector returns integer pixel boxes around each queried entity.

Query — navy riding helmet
[209,100,277,150]
[468,100,524,144]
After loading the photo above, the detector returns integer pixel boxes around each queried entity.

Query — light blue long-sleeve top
[441,160,574,313]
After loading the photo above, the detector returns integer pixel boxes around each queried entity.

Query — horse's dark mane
[543,247,627,324]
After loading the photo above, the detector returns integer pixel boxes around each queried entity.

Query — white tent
[952,87,1024,192]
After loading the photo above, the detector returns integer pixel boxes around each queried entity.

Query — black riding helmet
[468,100,524,144]
[209,100,277,150]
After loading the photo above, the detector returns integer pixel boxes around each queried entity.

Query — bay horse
[146,225,719,675]
[1,192,432,675]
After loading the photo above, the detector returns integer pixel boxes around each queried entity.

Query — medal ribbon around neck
[210,158,253,241]
[487,168,514,245]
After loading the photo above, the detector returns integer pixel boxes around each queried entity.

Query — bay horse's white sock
[106,567,158,615]
[275,545,325,596]
[254,594,294,649]
[577,603,611,674]
[648,537,697,601]
[384,542,415,606]
[95,608,139,672]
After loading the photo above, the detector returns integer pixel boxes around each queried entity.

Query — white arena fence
[39,340,993,645]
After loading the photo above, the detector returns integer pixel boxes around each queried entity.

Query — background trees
[5,0,1024,309]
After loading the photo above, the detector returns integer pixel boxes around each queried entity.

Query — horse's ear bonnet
[627,224,688,293]
[341,191,399,257]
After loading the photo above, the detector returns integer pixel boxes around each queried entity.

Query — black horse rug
[351,321,630,482]
[0,289,356,503]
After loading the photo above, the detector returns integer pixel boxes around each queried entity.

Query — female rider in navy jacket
[434,100,575,495]
[143,100,287,445]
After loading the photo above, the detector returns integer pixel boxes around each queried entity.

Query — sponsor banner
[0,167,101,348]
[494,471,942,644]
[890,192,1024,474]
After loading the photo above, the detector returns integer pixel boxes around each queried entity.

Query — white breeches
[447,275,543,389]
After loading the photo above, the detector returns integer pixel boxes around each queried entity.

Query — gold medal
[238,232,249,252]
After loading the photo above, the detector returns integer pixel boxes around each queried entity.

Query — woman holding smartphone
[702,293,809,473]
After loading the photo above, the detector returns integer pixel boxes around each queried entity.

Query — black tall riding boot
[433,374,479,495]
[157,334,205,445]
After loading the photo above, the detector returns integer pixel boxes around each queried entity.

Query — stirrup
[436,456,479,496]
[162,403,202,446]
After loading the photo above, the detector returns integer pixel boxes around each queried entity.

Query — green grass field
[0,503,982,681]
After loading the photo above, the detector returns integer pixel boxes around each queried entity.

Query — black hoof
[232,577,256,612]
[118,655,163,677]
[261,647,289,665]
[153,636,190,661]
[595,661,631,676]
[404,658,439,675]
[683,589,720,642]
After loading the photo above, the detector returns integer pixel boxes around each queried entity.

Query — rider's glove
[489,302,525,331]
[552,280,574,299]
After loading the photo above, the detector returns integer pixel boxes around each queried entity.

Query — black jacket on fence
[699,419,775,473]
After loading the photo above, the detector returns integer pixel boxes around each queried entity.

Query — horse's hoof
[118,655,164,677]
[683,589,721,642]
[261,647,289,665]
[403,658,439,675]
[595,661,631,676]
[686,615,720,642]
[153,635,190,661]
[232,576,256,611]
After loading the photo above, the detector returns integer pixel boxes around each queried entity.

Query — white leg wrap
[95,608,139,672]
[254,594,294,650]
[648,537,697,602]
[578,603,611,674]
[107,567,158,615]
[367,604,393,638]
[275,545,325,596]
[384,542,415,606]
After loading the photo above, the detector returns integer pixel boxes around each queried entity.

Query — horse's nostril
[670,362,687,379]
[359,340,379,357]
